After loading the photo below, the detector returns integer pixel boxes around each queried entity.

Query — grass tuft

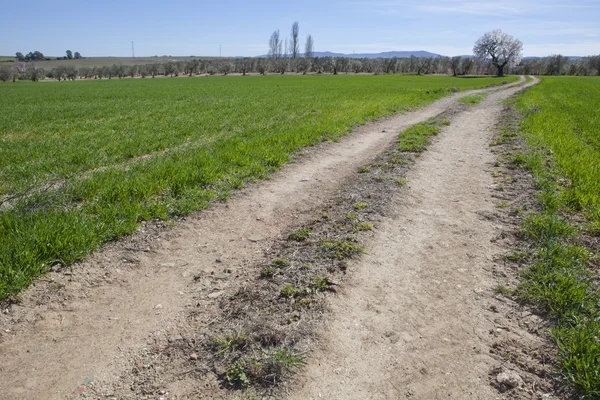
[288,228,311,242]
[319,239,363,260]
[457,92,488,105]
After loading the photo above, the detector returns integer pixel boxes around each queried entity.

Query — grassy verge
[496,76,600,397]
[0,75,515,300]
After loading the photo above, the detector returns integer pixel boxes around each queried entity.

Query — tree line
[1,54,599,83]
[14,49,82,62]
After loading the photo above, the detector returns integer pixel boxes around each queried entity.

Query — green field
[515,77,600,222]
[0,74,516,299]
[511,77,600,396]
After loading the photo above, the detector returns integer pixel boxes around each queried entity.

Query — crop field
[0,75,516,300]
[511,76,600,395]
[515,76,600,223]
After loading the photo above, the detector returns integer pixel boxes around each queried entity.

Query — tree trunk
[496,63,505,77]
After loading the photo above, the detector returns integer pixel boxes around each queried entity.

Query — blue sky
[2,0,600,57]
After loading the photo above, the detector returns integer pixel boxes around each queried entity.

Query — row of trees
[269,22,314,59]
[517,55,600,76]
[15,50,82,62]
[2,54,599,83]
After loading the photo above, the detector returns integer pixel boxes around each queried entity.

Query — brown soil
[0,77,557,400]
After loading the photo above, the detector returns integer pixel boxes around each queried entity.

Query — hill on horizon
[258,50,443,59]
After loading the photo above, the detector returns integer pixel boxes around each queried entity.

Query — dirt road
[0,78,536,399]
[288,81,539,400]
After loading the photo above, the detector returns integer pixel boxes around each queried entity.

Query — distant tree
[65,66,78,80]
[236,58,253,75]
[103,65,113,79]
[449,56,462,76]
[371,58,384,74]
[587,55,600,75]
[0,65,12,82]
[460,57,475,75]
[206,61,217,75]
[350,59,363,73]
[411,56,432,75]
[21,51,45,61]
[333,57,349,74]
[473,29,523,77]
[164,61,176,77]
[312,56,325,74]
[360,58,374,73]
[25,64,42,81]
[66,50,73,60]
[275,57,288,74]
[148,63,160,78]
[269,30,282,59]
[290,21,300,59]
[221,62,234,75]
[382,57,397,74]
[256,58,267,75]
[111,64,125,78]
[297,57,310,74]
[78,67,93,79]
[128,65,138,78]
[322,57,334,73]
[54,65,67,81]
[74,51,81,59]
[185,59,200,76]
[15,52,25,61]
[546,54,567,75]
[305,34,314,58]
[11,62,26,82]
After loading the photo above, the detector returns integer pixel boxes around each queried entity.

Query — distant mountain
[522,56,583,61]
[258,50,443,59]
[459,55,583,61]
[256,51,586,60]
[314,50,443,59]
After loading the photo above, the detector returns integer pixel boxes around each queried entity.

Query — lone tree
[305,34,314,58]
[449,56,462,76]
[473,29,523,77]
[66,50,73,60]
[290,21,300,59]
